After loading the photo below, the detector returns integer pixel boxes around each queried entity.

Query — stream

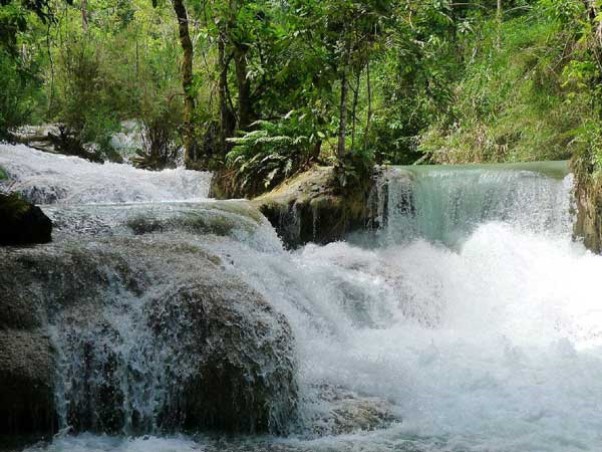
[1,145,602,452]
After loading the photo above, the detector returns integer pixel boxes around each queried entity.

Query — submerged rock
[306,386,398,437]
[0,193,52,246]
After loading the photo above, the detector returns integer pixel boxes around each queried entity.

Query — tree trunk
[81,0,88,32]
[351,70,360,151]
[337,69,349,160]
[218,32,228,154]
[218,34,236,159]
[172,0,195,165]
[496,0,502,48]
[364,59,373,147]
[233,45,253,130]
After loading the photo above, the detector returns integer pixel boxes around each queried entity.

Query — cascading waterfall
[3,145,602,452]
[0,144,211,204]
[367,161,573,246]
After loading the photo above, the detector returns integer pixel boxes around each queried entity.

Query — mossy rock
[0,193,52,246]
[253,167,375,248]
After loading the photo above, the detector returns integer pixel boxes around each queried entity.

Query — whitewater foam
[0,144,211,204]
[5,153,602,452]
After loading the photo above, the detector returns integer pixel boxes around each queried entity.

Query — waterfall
[3,146,602,452]
[0,144,211,204]
[369,161,573,246]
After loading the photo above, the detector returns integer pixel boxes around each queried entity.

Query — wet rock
[0,237,298,436]
[0,193,52,246]
[573,167,602,253]
[150,281,298,434]
[308,386,398,436]
[253,167,375,248]
[12,125,106,163]
[0,331,55,435]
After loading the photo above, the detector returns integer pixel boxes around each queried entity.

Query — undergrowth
[420,13,589,164]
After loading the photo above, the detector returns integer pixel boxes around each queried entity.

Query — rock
[0,193,52,246]
[0,236,298,435]
[149,281,298,434]
[252,167,375,248]
[307,386,398,437]
[0,331,55,434]
[12,124,110,163]
[574,172,602,253]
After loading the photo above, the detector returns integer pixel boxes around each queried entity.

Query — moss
[0,193,30,220]
[0,166,7,181]
[572,151,602,253]
[126,201,262,238]
[254,166,375,247]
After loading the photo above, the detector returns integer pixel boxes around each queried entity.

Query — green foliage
[334,149,375,190]
[6,0,602,192]
[0,50,39,139]
[420,8,588,163]
[0,166,7,180]
[226,111,323,195]
[39,1,183,162]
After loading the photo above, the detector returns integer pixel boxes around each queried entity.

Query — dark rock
[0,331,55,435]
[150,281,298,434]
[0,193,52,246]
[0,236,298,436]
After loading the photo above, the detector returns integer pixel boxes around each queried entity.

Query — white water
[0,144,211,204]
[4,148,602,451]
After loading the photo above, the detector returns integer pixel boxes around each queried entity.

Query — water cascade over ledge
[2,145,602,452]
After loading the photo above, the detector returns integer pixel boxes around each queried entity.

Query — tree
[171,0,196,165]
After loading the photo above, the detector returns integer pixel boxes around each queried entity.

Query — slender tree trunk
[364,59,373,148]
[351,70,360,151]
[583,1,602,72]
[217,32,236,158]
[172,0,195,165]
[337,69,349,160]
[81,0,88,32]
[218,32,228,154]
[496,0,502,48]
[233,45,253,130]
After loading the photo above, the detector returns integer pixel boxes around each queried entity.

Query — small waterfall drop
[369,161,572,246]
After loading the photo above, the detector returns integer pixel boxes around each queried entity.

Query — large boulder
[0,193,52,246]
[0,237,298,435]
[149,281,297,433]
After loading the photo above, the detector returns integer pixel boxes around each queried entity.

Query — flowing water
[2,145,602,452]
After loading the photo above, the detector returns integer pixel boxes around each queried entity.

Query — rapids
[2,145,602,452]
[0,144,211,204]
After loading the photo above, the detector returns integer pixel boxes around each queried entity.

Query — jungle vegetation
[1,0,602,195]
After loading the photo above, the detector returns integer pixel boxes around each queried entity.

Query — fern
[226,111,324,196]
